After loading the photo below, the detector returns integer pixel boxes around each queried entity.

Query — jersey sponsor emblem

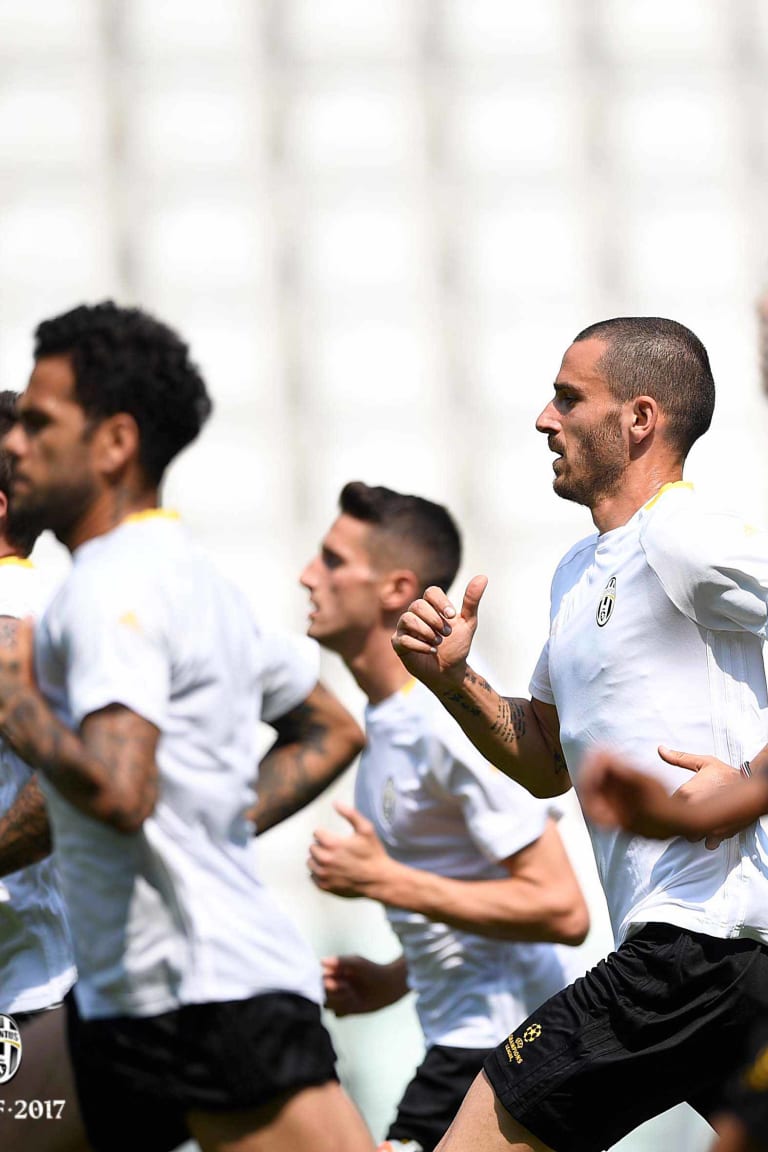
[0,1014,22,1084]
[596,576,617,627]
[382,777,396,825]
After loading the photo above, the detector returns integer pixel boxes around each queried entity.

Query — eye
[556,392,577,412]
[322,549,343,571]
[19,411,49,434]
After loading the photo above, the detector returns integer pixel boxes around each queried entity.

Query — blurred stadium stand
[2,1,767,1146]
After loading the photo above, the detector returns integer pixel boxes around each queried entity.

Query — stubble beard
[553,411,626,509]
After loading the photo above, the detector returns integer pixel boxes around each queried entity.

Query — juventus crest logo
[596,576,617,627]
[0,1014,22,1084]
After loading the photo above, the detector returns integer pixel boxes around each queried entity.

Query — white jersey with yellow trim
[530,481,768,947]
[356,678,584,1049]
[35,511,323,1020]
[0,557,76,1014]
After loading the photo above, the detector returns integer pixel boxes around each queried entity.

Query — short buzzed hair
[575,316,715,458]
[339,481,461,593]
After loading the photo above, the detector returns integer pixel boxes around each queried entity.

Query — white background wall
[3,2,768,1147]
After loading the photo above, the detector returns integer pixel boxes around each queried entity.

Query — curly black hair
[34,301,213,484]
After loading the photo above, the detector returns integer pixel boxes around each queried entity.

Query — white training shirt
[0,558,76,1014]
[356,678,584,1049]
[530,482,768,947]
[34,511,324,1020]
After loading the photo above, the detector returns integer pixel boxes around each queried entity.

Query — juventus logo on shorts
[0,1014,22,1084]
[596,576,617,627]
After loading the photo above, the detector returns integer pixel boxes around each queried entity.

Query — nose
[299,557,318,589]
[2,421,23,458]
[535,400,560,435]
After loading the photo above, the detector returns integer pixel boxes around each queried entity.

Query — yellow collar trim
[122,509,181,526]
[400,677,418,696]
[643,481,693,512]
[0,556,34,568]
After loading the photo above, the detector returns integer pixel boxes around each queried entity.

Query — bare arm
[392,577,570,797]
[322,953,409,1017]
[0,618,158,835]
[250,682,364,834]
[309,804,588,945]
[0,774,52,877]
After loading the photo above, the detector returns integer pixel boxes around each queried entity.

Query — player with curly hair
[0,302,373,1152]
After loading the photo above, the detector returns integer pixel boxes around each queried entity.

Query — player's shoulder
[640,482,765,568]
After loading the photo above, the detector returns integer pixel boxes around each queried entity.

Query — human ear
[629,396,658,444]
[380,569,419,612]
[96,413,141,477]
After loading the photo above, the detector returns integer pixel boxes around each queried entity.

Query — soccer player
[0,389,90,1152]
[392,317,768,1152]
[301,481,589,1152]
[0,302,374,1152]
[580,744,768,1152]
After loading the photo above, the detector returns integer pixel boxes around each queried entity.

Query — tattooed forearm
[490,696,527,745]
[251,742,324,833]
[251,684,364,834]
[464,668,494,694]
[0,774,52,876]
[441,689,482,716]
[1,689,159,834]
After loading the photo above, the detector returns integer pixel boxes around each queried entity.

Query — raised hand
[391,575,488,690]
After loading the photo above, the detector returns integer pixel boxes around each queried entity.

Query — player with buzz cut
[302,481,590,1152]
[0,301,374,1152]
[0,389,91,1152]
[394,317,768,1152]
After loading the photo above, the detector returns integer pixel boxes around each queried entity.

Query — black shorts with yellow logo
[484,924,768,1152]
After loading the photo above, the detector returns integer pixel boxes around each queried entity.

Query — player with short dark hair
[0,302,374,1152]
[302,481,589,1152]
[394,317,768,1151]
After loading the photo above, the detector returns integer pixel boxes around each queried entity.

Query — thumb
[334,800,373,835]
[658,745,702,773]
[460,575,489,625]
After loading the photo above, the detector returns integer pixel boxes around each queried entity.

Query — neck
[0,537,25,561]
[62,484,159,552]
[341,625,414,706]
[590,463,684,534]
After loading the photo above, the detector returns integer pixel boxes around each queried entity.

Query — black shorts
[387,1044,494,1152]
[66,991,338,1152]
[484,924,768,1152]
[720,1021,768,1151]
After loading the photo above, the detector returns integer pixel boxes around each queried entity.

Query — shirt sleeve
[61,572,170,729]
[445,748,549,863]
[259,631,320,724]
[641,508,768,636]
[529,639,554,704]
